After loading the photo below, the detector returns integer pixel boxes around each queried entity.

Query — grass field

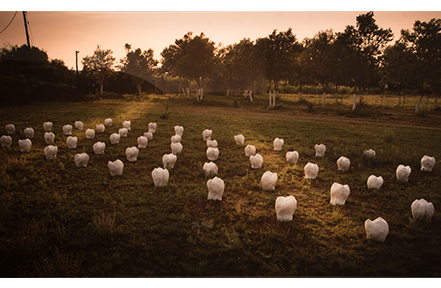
[1,92,441,277]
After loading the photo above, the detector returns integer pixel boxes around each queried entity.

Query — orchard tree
[82,45,116,95]
[119,43,158,95]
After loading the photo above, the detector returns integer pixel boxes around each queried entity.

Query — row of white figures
[201,129,225,200]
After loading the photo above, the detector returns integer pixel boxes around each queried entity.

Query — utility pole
[22,11,31,47]
[75,50,80,87]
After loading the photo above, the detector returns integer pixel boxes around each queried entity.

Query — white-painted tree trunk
[249,90,253,102]
[273,90,276,107]
[269,90,272,107]
[352,94,357,110]
[415,95,423,115]
[226,89,229,97]
[322,93,326,108]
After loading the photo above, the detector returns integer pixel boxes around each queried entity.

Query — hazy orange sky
[1,4,441,70]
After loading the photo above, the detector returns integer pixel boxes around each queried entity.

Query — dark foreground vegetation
[1,93,441,277]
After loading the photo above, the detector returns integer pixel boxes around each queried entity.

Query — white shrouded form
[315,144,326,157]
[337,156,350,171]
[123,120,131,131]
[63,124,73,136]
[75,121,84,130]
[43,121,53,131]
[0,135,12,147]
[24,127,34,138]
[108,159,124,176]
[396,164,411,182]
[5,124,15,135]
[364,217,389,242]
[148,122,157,134]
[330,182,350,206]
[304,162,319,179]
[206,139,218,148]
[66,136,78,149]
[110,133,121,144]
[273,138,284,151]
[421,155,436,172]
[171,134,182,144]
[93,141,106,155]
[234,134,245,145]
[364,149,376,158]
[162,153,177,169]
[206,147,219,161]
[244,145,256,157]
[74,153,89,167]
[18,139,32,152]
[207,176,225,201]
[96,124,105,133]
[137,136,148,148]
[104,118,113,126]
[118,128,128,137]
[286,151,299,164]
[367,175,384,190]
[275,196,297,222]
[203,162,218,177]
[250,154,263,169]
[152,167,169,187]
[144,131,153,140]
[411,198,435,221]
[44,132,55,144]
[174,125,184,136]
[44,145,58,160]
[85,129,95,139]
[202,129,212,141]
[261,171,278,191]
[171,142,183,155]
[125,146,139,162]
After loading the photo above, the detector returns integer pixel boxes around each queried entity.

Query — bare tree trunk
[322,92,326,108]
[269,90,272,107]
[415,95,423,115]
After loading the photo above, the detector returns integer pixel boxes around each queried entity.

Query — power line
[0,11,18,34]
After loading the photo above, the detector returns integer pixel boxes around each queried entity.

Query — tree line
[1,12,440,104]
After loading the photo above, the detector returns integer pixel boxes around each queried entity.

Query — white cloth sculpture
[363,149,376,158]
[315,144,326,157]
[43,122,53,131]
[75,121,84,130]
[421,155,436,172]
[234,134,245,145]
[66,136,78,149]
[75,153,89,167]
[108,159,124,176]
[202,129,212,141]
[85,129,95,139]
[137,136,148,148]
[93,141,106,155]
[123,120,131,131]
[286,151,299,164]
[144,131,153,140]
[207,176,225,200]
[203,162,218,177]
[261,171,278,191]
[96,124,105,133]
[206,147,219,161]
[152,167,169,187]
[171,142,183,155]
[337,156,350,171]
[367,175,384,190]
[24,127,34,138]
[44,145,58,160]
[396,164,411,182]
[125,146,139,162]
[162,153,177,169]
[411,198,435,221]
[304,162,319,179]
[275,196,297,221]
[118,128,128,137]
[104,118,113,126]
[110,133,121,144]
[244,145,256,157]
[273,138,284,151]
[63,124,73,136]
[5,124,15,135]
[0,135,12,147]
[174,125,184,136]
[171,134,182,143]
[250,154,263,169]
[148,122,157,134]
[206,139,218,148]
[365,217,389,242]
[44,132,55,144]
[18,139,32,152]
[330,182,350,205]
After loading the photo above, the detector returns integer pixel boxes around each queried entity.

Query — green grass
[1,93,441,277]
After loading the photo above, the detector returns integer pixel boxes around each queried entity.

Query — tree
[119,43,158,95]
[161,32,217,100]
[82,45,116,95]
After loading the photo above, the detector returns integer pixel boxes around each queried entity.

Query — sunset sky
[1,3,441,70]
